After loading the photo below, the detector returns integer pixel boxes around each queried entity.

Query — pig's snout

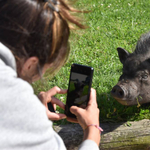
[111,85,125,99]
[111,82,140,105]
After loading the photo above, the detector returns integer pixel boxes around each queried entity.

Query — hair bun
[41,0,59,12]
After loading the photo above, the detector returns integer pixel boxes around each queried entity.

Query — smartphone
[48,102,55,112]
[65,63,94,118]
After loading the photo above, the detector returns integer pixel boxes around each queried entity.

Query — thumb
[70,106,80,116]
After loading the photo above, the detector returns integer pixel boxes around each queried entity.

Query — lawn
[33,0,150,124]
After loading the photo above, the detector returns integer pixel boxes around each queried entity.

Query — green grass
[33,0,150,124]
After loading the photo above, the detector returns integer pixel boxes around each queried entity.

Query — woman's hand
[67,88,99,129]
[38,86,67,121]
[67,88,101,146]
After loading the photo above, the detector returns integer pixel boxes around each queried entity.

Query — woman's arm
[39,86,101,149]
[68,89,101,148]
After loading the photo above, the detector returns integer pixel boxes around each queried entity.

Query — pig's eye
[141,74,148,80]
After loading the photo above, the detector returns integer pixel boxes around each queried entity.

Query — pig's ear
[117,47,129,64]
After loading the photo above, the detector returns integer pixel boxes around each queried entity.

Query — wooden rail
[54,119,150,150]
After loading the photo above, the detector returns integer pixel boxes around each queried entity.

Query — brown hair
[0,0,85,75]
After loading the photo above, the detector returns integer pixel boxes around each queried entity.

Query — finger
[70,105,83,116]
[47,111,66,121]
[46,86,67,99]
[51,97,65,110]
[67,117,78,123]
[88,88,97,107]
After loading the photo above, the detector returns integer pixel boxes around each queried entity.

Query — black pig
[111,32,150,106]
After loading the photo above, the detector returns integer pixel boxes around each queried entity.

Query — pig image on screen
[111,31,150,106]
[67,73,90,108]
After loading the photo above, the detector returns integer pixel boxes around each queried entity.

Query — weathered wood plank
[101,119,150,150]
[54,119,150,150]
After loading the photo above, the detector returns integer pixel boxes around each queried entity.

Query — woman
[0,0,101,149]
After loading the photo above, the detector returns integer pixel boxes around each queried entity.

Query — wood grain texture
[54,119,150,150]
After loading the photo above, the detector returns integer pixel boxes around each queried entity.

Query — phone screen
[65,64,93,118]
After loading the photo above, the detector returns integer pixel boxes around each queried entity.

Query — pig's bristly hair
[135,32,150,56]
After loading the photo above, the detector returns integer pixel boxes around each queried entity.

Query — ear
[21,57,39,75]
[117,47,130,64]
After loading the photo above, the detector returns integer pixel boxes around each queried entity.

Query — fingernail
[62,116,67,119]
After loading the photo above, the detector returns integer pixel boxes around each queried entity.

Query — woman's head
[0,0,85,82]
